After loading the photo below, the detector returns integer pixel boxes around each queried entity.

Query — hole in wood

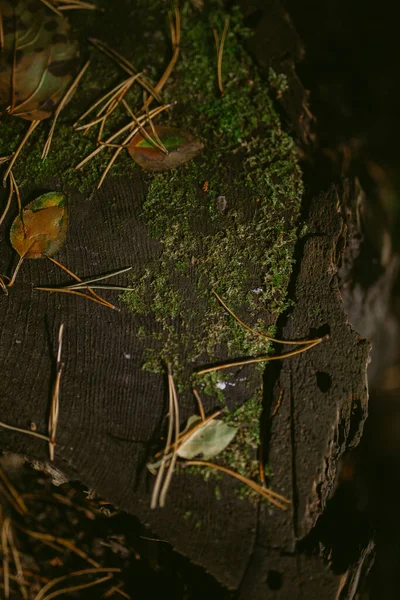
[266,569,283,590]
[316,371,332,393]
[310,323,330,339]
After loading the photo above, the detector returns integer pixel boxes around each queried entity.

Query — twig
[41,0,99,12]
[9,171,21,219]
[0,175,14,228]
[48,324,64,461]
[0,421,50,442]
[96,126,137,189]
[42,61,91,160]
[0,466,28,515]
[43,577,113,599]
[122,99,167,155]
[79,74,142,139]
[37,256,118,311]
[96,83,128,144]
[192,388,206,421]
[74,75,137,127]
[0,481,26,516]
[56,0,99,10]
[196,339,323,375]
[35,286,121,310]
[104,580,131,598]
[34,568,120,600]
[46,258,121,309]
[151,366,177,509]
[75,104,171,170]
[38,0,64,17]
[7,524,28,599]
[0,9,4,51]
[66,265,134,291]
[1,518,10,599]
[7,240,35,287]
[71,284,134,291]
[94,100,175,187]
[3,120,40,185]
[272,388,284,417]
[212,290,325,345]
[66,266,132,288]
[213,17,229,95]
[19,526,100,567]
[88,38,160,102]
[142,6,180,113]
[0,277,9,295]
[184,460,291,510]
[153,409,222,460]
[158,366,180,507]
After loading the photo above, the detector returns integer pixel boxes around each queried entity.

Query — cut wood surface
[0,180,371,597]
[0,0,372,597]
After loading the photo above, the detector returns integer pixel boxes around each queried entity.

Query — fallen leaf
[128,126,204,171]
[10,192,68,258]
[0,0,80,120]
[177,418,237,460]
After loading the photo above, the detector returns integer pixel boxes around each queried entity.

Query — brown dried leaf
[10,192,68,258]
[128,126,204,171]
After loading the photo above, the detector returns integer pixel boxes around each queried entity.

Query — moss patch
[221,393,262,478]
[122,1,303,386]
[121,0,303,503]
[182,390,271,504]
[0,0,302,503]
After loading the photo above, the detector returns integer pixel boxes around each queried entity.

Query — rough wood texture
[0,1,372,596]
[238,186,371,598]
[0,177,371,595]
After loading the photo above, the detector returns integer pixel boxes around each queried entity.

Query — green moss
[1,1,301,505]
[181,391,269,503]
[308,306,321,318]
[268,67,289,98]
[195,371,228,404]
[122,0,303,389]
[221,393,262,479]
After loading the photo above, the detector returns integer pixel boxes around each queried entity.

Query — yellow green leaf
[177,418,237,460]
[10,192,68,258]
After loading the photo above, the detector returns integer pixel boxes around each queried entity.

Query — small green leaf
[177,419,237,460]
[128,126,204,171]
[10,192,68,258]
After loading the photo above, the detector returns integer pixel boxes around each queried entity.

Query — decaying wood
[0,182,372,597]
[238,186,371,598]
[0,1,373,597]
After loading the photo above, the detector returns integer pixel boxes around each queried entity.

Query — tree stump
[0,0,373,597]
